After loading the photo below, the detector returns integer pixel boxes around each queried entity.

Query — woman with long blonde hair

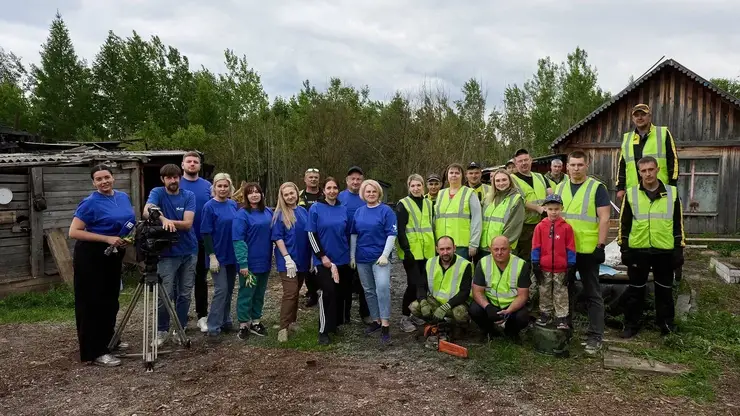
[271,182,312,342]
[480,169,525,253]
[200,173,239,338]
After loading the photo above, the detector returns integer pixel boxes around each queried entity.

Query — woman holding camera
[69,164,135,367]
[200,173,239,338]
[232,182,274,340]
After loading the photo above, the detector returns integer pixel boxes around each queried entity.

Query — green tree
[711,77,740,98]
[525,57,560,155]
[556,47,610,132]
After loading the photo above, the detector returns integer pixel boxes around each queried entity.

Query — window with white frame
[677,158,719,214]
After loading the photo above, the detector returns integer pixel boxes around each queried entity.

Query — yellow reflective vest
[470,183,491,206]
[480,193,521,251]
[625,184,678,250]
[396,196,435,260]
[620,125,671,189]
[479,254,525,308]
[434,186,473,247]
[555,177,601,254]
[511,172,548,225]
[425,255,471,304]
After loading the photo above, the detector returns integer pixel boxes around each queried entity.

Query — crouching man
[469,236,531,341]
[409,236,472,324]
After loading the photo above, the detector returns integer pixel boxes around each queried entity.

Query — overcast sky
[1,0,739,107]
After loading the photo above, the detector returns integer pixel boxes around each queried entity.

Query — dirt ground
[0,260,738,416]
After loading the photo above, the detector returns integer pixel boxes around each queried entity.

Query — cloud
[1,0,739,108]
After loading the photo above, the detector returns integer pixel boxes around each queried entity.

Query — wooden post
[29,167,44,279]
[122,162,141,265]
[45,228,74,285]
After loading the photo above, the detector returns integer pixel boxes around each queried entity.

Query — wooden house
[0,147,206,297]
[550,58,740,234]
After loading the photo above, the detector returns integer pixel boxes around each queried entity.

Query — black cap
[514,148,529,158]
[426,173,441,182]
[467,162,481,170]
[347,166,364,176]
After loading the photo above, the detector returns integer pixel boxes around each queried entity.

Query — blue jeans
[207,264,237,335]
[356,262,392,321]
[157,254,197,332]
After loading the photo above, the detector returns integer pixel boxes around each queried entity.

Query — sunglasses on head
[305,168,319,173]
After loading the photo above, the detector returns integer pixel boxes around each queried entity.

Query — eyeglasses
[305,168,319,173]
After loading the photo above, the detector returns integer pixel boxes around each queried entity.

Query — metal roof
[0,147,191,167]
[550,58,740,149]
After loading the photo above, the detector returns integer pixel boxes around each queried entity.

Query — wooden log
[0,275,62,299]
[0,237,29,247]
[0,174,29,183]
[30,167,45,278]
[45,228,74,285]
[43,172,131,182]
[0,211,16,224]
[603,351,686,375]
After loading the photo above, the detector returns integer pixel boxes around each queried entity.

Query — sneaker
[221,324,234,334]
[305,297,318,308]
[197,317,208,333]
[205,332,222,344]
[318,333,331,345]
[362,316,374,325]
[288,322,303,333]
[556,318,570,330]
[365,321,382,335]
[237,326,250,340]
[155,331,169,348]
[536,312,550,327]
[399,316,416,333]
[380,331,392,346]
[93,354,121,367]
[660,323,677,336]
[409,315,426,326]
[277,328,288,343]
[250,322,267,337]
[112,341,129,352]
[584,339,602,356]
[620,327,639,339]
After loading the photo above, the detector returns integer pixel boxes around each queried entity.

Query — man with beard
[179,152,213,333]
[144,164,198,347]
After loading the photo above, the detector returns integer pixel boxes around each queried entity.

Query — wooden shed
[550,58,740,234]
[0,147,198,297]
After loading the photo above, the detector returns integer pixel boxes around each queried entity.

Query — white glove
[376,255,389,266]
[330,263,339,283]
[309,264,317,274]
[350,257,356,269]
[209,254,220,273]
[284,255,297,278]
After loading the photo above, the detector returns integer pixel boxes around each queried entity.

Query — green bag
[532,325,570,358]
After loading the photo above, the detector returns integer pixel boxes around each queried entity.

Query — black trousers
[304,270,319,301]
[194,241,208,319]
[73,240,124,362]
[401,258,426,316]
[469,302,529,337]
[352,268,370,319]
[317,265,352,335]
[625,251,675,330]
[515,223,536,261]
[568,253,605,341]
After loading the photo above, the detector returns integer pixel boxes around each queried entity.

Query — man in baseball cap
[466,162,490,207]
[425,173,441,206]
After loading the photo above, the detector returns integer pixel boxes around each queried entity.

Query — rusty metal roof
[0,148,192,167]
[550,58,740,150]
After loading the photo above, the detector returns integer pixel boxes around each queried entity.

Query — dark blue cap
[542,194,563,206]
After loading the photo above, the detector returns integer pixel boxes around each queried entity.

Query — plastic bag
[604,238,621,267]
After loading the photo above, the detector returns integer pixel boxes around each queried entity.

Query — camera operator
[143,164,197,348]
[69,164,135,367]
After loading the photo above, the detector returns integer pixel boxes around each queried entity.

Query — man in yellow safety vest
[545,158,568,188]
[466,162,491,206]
[554,149,611,355]
[616,104,679,201]
[510,149,552,261]
[469,236,531,341]
[434,163,482,260]
[618,156,685,338]
[425,173,442,206]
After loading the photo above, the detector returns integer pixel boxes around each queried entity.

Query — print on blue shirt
[350,204,398,264]
[146,187,197,257]
[180,177,212,240]
[271,206,311,273]
[200,199,238,266]
[307,202,350,266]
[232,207,274,274]
[74,191,136,236]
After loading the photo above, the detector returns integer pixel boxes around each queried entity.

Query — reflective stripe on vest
[481,193,521,250]
[627,184,677,250]
[512,173,548,224]
[621,126,670,188]
[481,254,524,307]
[425,255,470,303]
[397,197,435,260]
[556,177,600,253]
[434,187,472,247]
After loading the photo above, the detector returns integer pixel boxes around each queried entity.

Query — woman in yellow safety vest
[395,174,436,333]
[480,169,525,253]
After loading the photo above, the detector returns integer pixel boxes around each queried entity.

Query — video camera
[135,206,179,261]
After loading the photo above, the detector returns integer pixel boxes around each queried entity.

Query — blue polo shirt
[271,206,311,273]
[146,187,197,257]
[351,204,398,264]
[74,191,136,236]
[180,177,211,240]
[232,207,274,274]
[200,199,238,266]
[307,201,350,266]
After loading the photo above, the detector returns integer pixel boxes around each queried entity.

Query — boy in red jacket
[531,194,576,330]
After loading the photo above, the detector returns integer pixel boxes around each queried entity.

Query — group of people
[70,103,686,367]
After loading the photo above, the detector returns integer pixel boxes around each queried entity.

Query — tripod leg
[108,282,145,351]
[158,283,191,348]
[144,283,157,371]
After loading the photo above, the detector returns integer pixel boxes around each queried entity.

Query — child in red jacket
[531,194,576,330]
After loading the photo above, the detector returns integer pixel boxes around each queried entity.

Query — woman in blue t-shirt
[271,182,311,343]
[307,177,353,345]
[200,173,238,337]
[350,179,398,345]
[232,182,273,340]
[69,164,136,367]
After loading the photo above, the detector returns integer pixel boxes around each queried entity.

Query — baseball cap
[467,162,481,170]
[631,104,650,115]
[505,159,515,166]
[541,194,563,206]
[426,173,441,182]
[347,166,364,176]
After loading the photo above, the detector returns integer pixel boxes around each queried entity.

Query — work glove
[376,255,389,266]
[566,266,576,285]
[433,303,451,320]
[350,256,356,269]
[209,254,220,274]
[330,263,340,283]
[485,304,502,322]
[403,249,414,261]
[621,249,635,267]
[532,263,543,283]
[284,255,297,278]
[672,247,684,269]
[592,245,606,265]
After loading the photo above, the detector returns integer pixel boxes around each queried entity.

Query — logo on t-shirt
[392,224,398,233]
[176,207,185,211]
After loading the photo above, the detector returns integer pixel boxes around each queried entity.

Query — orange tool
[438,340,468,358]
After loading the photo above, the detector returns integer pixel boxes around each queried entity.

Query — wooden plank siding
[0,172,30,282]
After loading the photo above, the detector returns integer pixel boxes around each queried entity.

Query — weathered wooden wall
[0,171,30,282]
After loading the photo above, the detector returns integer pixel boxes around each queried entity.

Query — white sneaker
[288,322,303,333]
[277,328,289,343]
[154,331,169,348]
[198,317,208,333]
[93,354,121,367]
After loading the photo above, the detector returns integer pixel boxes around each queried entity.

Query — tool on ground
[423,321,468,358]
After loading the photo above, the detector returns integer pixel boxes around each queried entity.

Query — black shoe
[250,322,267,337]
[364,321,382,335]
[318,333,331,345]
[237,326,250,340]
[205,332,222,344]
[660,323,677,336]
[331,326,342,336]
[620,327,639,339]
[305,297,318,308]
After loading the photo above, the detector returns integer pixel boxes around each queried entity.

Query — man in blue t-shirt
[339,166,371,323]
[144,163,198,347]
[179,151,212,332]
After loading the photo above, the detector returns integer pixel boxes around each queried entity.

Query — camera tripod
[108,257,191,371]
